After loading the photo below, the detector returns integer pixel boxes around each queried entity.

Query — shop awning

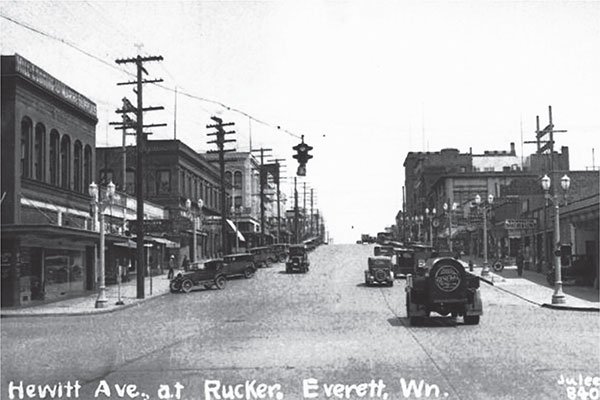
[226,219,246,242]
[145,236,180,248]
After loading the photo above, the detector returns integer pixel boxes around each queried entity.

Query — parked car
[249,246,277,268]
[405,257,482,325]
[364,256,394,286]
[223,253,257,279]
[170,259,227,293]
[547,254,595,286]
[270,243,289,262]
[170,254,256,293]
[374,245,395,257]
[393,247,415,277]
[286,244,310,273]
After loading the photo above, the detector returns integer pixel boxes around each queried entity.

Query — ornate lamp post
[475,193,494,276]
[89,180,115,308]
[443,202,457,252]
[541,174,570,304]
[425,208,436,247]
[186,198,204,262]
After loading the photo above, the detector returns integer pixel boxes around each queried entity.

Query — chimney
[510,142,515,154]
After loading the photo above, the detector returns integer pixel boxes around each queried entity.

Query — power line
[1,12,305,141]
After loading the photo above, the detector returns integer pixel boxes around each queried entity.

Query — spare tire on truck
[427,258,467,303]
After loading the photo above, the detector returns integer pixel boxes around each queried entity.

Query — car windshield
[289,247,306,256]
[369,258,390,268]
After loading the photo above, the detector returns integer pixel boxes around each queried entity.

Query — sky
[1,0,599,244]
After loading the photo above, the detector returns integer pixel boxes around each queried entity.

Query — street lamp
[443,202,457,252]
[416,215,423,242]
[475,193,494,276]
[89,180,115,308]
[541,173,570,304]
[231,204,240,252]
[186,198,204,263]
[425,208,436,247]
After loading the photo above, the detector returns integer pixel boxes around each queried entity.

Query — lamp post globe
[89,181,98,200]
[561,174,570,191]
[541,174,551,192]
[474,194,481,205]
[488,194,494,204]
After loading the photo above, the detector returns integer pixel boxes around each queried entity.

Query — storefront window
[44,249,85,300]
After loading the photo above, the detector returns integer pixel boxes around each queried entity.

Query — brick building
[96,139,232,259]
[1,54,98,306]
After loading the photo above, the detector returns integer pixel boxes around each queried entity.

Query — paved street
[2,244,599,400]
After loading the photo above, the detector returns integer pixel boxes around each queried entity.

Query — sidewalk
[1,273,173,318]
[465,259,600,312]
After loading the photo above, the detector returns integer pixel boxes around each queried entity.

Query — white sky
[1,0,599,243]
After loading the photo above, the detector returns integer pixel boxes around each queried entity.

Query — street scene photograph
[1,1,599,399]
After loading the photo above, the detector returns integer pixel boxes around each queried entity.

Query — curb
[476,272,599,311]
[541,303,600,312]
[0,291,170,318]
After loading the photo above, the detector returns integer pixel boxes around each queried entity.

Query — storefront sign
[14,55,97,117]
[504,219,537,230]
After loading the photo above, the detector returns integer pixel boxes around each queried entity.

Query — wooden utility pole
[310,188,314,237]
[268,158,286,243]
[252,148,272,245]
[114,55,165,299]
[207,116,236,255]
[294,177,299,244]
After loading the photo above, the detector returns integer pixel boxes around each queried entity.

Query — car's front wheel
[181,279,193,293]
[244,267,255,279]
[215,276,226,290]
[169,280,181,293]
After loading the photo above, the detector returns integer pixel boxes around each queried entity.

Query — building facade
[96,139,232,260]
[1,54,99,306]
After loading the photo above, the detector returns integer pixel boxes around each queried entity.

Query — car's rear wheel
[215,276,226,290]
[464,315,480,325]
[244,267,254,279]
[181,279,193,293]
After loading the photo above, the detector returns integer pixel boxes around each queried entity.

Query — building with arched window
[1,54,98,306]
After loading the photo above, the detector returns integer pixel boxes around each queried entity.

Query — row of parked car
[170,242,318,293]
[364,241,483,326]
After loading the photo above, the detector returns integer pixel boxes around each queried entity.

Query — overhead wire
[0,10,305,141]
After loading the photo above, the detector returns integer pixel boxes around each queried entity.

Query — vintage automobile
[286,244,310,273]
[249,246,277,268]
[405,256,482,325]
[364,256,394,286]
[547,255,595,286]
[393,247,415,277]
[270,243,289,262]
[374,245,395,257]
[170,254,256,293]
[170,259,227,293]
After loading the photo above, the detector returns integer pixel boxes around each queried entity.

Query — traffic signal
[292,136,313,176]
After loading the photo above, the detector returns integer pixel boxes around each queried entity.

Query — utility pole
[524,105,567,270]
[269,158,286,243]
[294,177,299,244]
[310,188,314,237]
[251,148,272,245]
[207,116,236,255]
[303,182,307,241]
[114,54,165,299]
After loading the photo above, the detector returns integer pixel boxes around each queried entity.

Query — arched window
[225,171,232,187]
[60,135,71,190]
[234,171,242,189]
[73,141,82,192]
[34,123,45,181]
[49,130,60,185]
[20,118,32,178]
[83,145,92,190]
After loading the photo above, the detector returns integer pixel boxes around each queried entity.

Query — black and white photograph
[1,1,599,399]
